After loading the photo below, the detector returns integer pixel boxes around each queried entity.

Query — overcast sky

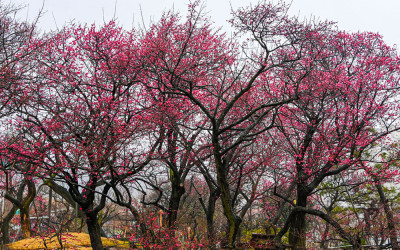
[9,0,400,49]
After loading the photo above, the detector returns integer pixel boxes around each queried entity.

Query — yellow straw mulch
[6,232,131,249]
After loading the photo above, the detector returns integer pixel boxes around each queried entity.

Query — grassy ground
[5,232,131,249]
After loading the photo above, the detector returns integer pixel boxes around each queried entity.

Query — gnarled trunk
[4,179,35,239]
[206,187,220,248]
[1,203,19,244]
[224,215,241,249]
[86,211,104,250]
[166,182,185,229]
[20,207,32,239]
[289,185,307,249]
[21,179,36,238]
[1,182,25,244]
[215,166,240,247]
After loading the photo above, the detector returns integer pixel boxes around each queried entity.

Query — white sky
[9,0,400,49]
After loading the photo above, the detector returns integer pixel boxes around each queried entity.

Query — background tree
[0,1,39,118]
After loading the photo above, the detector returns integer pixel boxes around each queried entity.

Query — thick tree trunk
[5,179,35,239]
[212,135,242,248]
[206,188,220,248]
[20,179,36,239]
[224,217,241,248]
[215,167,240,248]
[218,174,241,248]
[1,204,19,244]
[289,186,307,249]
[20,208,32,239]
[212,145,237,247]
[1,183,25,244]
[166,182,185,229]
[86,211,104,250]
[288,211,306,249]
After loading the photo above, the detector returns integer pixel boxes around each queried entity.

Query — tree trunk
[289,186,307,249]
[86,211,104,250]
[20,179,36,239]
[206,187,220,248]
[166,181,185,229]
[223,217,241,249]
[212,145,238,247]
[215,161,241,248]
[1,183,25,244]
[4,179,36,239]
[375,182,399,249]
[1,203,19,244]
[20,207,31,239]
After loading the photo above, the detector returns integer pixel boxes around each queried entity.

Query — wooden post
[48,187,52,226]
[187,226,191,240]
[158,210,163,228]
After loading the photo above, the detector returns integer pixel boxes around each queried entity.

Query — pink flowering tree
[1,22,162,249]
[140,1,337,247]
[268,29,400,248]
